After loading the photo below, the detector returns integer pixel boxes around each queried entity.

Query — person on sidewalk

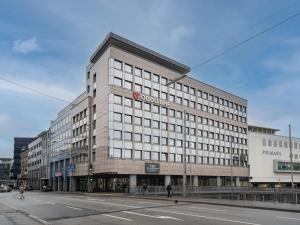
[166,184,172,197]
[19,186,25,200]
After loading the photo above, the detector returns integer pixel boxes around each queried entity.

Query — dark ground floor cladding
[72,174,249,192]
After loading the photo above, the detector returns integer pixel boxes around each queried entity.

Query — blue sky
[1,0,300,157]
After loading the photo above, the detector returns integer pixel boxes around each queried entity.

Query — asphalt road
[1,191,300,225]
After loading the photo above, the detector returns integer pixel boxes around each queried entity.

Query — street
[1,192,300,225]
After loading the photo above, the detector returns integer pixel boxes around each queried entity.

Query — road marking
[65,206,83,211]
[148,208,261,225]
[45,202,56,205]
[85,198,105,201]
[28,214,51,225]
[277,216,300,221]
[103,214,132,221]
[123,211,183,220]
[188,206,226,211]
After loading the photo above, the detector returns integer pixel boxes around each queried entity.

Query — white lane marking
[148,208,261,225]
[277,216,300,221]
[189,206,226,211]
[45,202,56,205]
[103,214,132,222]
[85,198,105,201]
[66,206,83,211]
[123,211,183,221]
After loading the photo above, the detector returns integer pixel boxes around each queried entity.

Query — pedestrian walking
[19,186,25,200]
[166,184,172,197]
[142,183,147,195]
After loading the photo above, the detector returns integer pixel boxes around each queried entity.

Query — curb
[124,195,300,214]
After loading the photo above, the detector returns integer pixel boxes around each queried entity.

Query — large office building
[11,137,36,180]
[249,125,300,187]
[70,33,249,192]
[49,103,72,191]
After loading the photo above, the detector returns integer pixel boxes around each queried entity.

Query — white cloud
[13,38,40,53]
[170,25,193,42]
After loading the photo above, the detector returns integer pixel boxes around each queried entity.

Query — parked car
[41,185,53,192]
[0,184,12,192]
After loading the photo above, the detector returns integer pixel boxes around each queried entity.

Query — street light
[166,74,188,197]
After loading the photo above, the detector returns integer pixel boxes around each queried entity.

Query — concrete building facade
[249,125,300,187]
[71,33,249,192]
[27,131,50,190]
[19,147,29,187]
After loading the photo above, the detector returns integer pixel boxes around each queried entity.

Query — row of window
[109,148,248,166]
[28,150,41,159]
[51,115,71,133]
[113,77,247,123]
[262,139,300,149]
[28,159,42,167]
[112,59,247,113]
[112,130,248,151]
[72,109,87,124]
[113,95,247,134]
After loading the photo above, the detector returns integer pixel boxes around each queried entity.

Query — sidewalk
[0,202,42,225]
[79,192,300,213]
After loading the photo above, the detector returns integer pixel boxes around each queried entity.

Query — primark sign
[132,91,170,107]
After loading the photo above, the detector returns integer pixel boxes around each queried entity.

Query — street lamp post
[230,135,234,199]
[288,125,294,201]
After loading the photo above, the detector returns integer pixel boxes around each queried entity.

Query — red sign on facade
[55,171,62,177]
[132,91,141,100]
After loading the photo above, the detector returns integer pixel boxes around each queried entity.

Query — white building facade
[249,125,300,187]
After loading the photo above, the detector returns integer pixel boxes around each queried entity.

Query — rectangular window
[161,107,167,115]
[113,130,122,140]
[124,80,132,90]
[144,103,151,111]
[114,77,122,87]
[114,60,122,70]
[114,112,122,122]
[144,118,151,127]
[153,105,160,113]
[144,87,151,95]
[114,95,122,104]
[134,84,142,92]
[135,117,142,126]
[153,74,160,83]
[144,151,151,160]
[161,137,168,145]
[161,77,167,85]
[113,148,122,158]
[135,150,142,159]
[144,71,151,80]
[124,64,133,73]
[153,120,160,129]
[135,133,142,142]
[153,89,159,98]
[124,149,132,159]
[124,114,132,124]
[134,68,142,77]
[161,122,168,130]
[144,135,151,143]
[124,132,132,141]
[134,101,142,109]
[153,136,160,144]
[124,98,132,107]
